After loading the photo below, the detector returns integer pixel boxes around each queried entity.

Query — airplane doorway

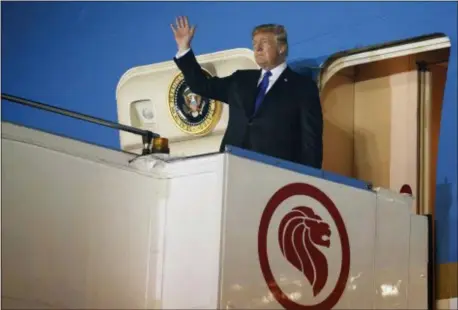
[318,33,450,216]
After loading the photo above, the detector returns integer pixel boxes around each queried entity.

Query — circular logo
[167,69,223,136]
[258,182,350,310]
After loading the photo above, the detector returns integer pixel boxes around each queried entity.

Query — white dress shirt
[258,62,287,93]
[176,48,287,94]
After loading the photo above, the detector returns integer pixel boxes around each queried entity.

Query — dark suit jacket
[173,49,323,169]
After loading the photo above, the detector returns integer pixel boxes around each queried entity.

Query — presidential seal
[168,69,223,136]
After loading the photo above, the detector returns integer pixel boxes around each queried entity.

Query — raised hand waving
[171,16,196,52]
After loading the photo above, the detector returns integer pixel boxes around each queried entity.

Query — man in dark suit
[171,16,323,169]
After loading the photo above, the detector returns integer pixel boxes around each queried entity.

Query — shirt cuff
[175,48,191,59]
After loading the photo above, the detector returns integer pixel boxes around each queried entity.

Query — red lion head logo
[258,183,350,310]
[278,206,331,297]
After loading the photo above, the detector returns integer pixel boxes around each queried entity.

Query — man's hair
[252,24,288,56]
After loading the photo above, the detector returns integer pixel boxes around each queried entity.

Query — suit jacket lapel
[243,69,262,118]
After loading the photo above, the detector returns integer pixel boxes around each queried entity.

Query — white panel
[451,297,458,309]
[1,122,136,168]
[161,156,225,309]
[1,138,164,309]
[374,189,411,309]
[2,121,430,310]
[436,297,458,310]
[437,298,451,309]
[220,155,377,309]
[407,215,429,309]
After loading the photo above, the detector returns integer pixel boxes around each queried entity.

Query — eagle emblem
[167,70,222,136]
[182,86,207,118]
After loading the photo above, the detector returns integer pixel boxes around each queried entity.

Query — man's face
[252,31,283,69]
